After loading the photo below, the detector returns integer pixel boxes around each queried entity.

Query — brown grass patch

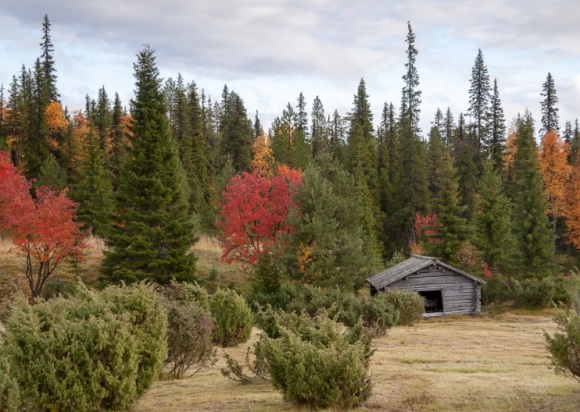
[135,314,580,412]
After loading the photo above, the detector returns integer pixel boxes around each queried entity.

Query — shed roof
[366,254,486,290]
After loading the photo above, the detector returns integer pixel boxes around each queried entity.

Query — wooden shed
[366,254,486,317]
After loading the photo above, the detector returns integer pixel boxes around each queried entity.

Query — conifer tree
[270,102,311,169]
[572,119,580,165]
[329,109,345,163]
[487,79,506,170]
[474,161,515,271]
[39,14,59,104]
[296,92,308,139]
[510,112,554,275]
[102,46,197,284]
[398,22,430,243]
[109,92,127,189]
[219,90,253,172]
[311,96,328,158]
[253,110,263,138]
[427,122,445,202]
[467,49,491,154]
[431,150,469,261]
[443,107,455,145]
[563,120,573,145]
[540,72,559,135]
[93,86,111,151]
[35,153,68,191]
[72,128,114,236]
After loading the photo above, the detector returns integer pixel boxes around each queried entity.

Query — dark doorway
[418,290,443,313]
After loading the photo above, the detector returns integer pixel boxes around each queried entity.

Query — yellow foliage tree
[250,132,275,177]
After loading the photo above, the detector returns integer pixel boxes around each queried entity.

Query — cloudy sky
[1,0,579,136]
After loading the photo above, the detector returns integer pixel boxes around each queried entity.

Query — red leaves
[218,167,303,266]
[0,151,87,297]
[414,213,442,245]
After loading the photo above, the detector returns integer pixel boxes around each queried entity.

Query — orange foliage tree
[539,130,571,219]
[563,165,580,250]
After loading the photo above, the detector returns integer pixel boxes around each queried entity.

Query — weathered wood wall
[386,266,481,316]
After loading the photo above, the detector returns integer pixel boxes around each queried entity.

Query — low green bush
[545,308,580,382]
[379,290,424,326]
[0,283,167,411]
[163,280,210,310]
[511,277,555,309]
[0,355,20,412]
[209,288,253,347]
[41,278,81,300]
[360,294,400,335]
[257,310,373,409]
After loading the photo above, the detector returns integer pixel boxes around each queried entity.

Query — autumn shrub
[161,296,216,379]
[0,355,20,412]
[256,309,373,409]
[545,308,580,382]
[209,288,253,347]
[379,290,424,326]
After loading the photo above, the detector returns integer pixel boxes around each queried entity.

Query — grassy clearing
[135,314,580,412]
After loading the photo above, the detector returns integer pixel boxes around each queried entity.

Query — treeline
[1,17,580,290]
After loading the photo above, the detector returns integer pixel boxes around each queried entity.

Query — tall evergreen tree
[467,49,491,154]
[39,14,59,104]
[431,150,469,261]
[72,128,114,236]
[108,92,126,189]
[510,111,554,275]
[102,46,197,284]
[540,72,559,135]
[486,79,506,170]
[253,110,263,139]
[563,120,573,145]
[94,86,111,151]
[296,92,308,139]
[443,107,455,145]
[270,102,311,169]
[329,109,345,163]
[398,22,430,245]
[219,90,253,172]
[311,96,328,158]
[474,161,515,271]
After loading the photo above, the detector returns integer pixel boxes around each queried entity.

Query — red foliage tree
[0,151,87,298]
[413,213,442,246]
[218,167,303,266]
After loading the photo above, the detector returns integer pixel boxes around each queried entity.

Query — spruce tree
[73,128,114,236]
[467,49,491,155]
[311,96,328,158]
[94,86,111,151]
[510,111,554,275]
[253,110,263,139]
[474,161,515,271]
[398,22,430,242]
[109,92,126,189]
[270,102,311,169]
[40,14,59,104]
[443,107,455,145]
[219,91,253,172]
[101,46,197,284]
[487,79,506,170]
[540,72,559,135]
[432,150,469,261]
[563,120,573,145]
[296,92,308,139]
[329,110,345,163]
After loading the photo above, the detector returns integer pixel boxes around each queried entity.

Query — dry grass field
[134,314,580,412]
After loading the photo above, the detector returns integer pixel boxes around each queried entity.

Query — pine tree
[109,92,127,189]
[563,120,573,145]
[270,102,311,169]
[39,14,59,104]
[296,92,308,139]
[432,150,469,261]
[443,107,455,145]
[572,119,580,165]
[487,79,506,170]
[253,110,263,139]
[510,111,554,275]
[72,128,114,236]
[467,49,491,155]
[427,121,445,202]
[474,161,515,271]
[311,96,328,158]
[35,153,68,191]
[398,22,430,243]
[102,46,197,284]
[329,110,345,163]
[219,90,253,172]
[400,22,421,135]
[540,72,559,135]
[93,86,111,151]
